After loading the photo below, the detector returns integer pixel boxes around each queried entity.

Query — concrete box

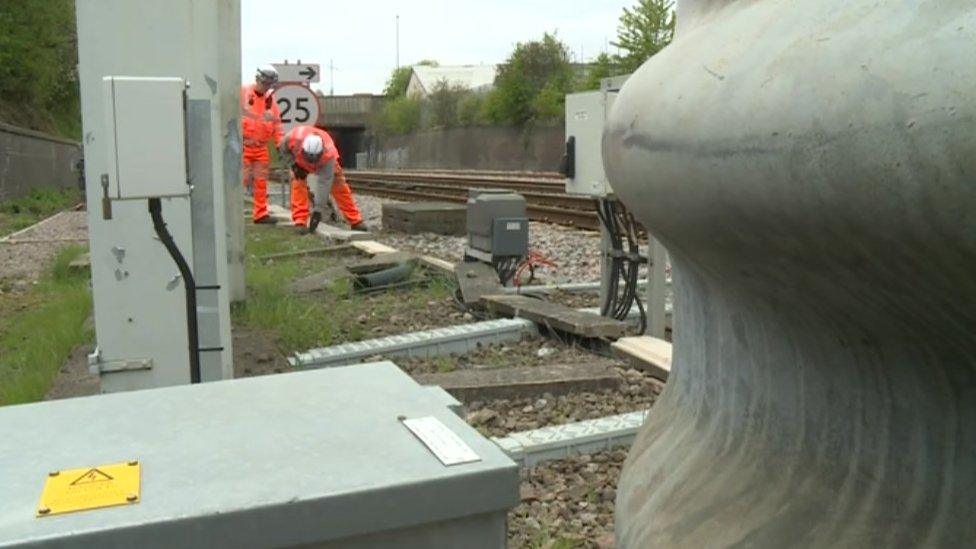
[0,363,519,548]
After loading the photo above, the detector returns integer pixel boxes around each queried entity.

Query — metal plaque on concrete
[402,416,481,466]
[37,461,141,517]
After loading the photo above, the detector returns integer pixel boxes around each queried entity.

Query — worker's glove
[291,163,309,180]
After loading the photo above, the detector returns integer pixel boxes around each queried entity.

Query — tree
[382,67,412,98]
[379,96,421,135]
[426,80,467,128]
[457,92,489,126]
[0,0,80,138]
[612,0,676,74]
[486,32,574,126]
[579,52,618,91]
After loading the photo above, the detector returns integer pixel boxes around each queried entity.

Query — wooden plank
[345,251,417,274]
[68,252,91,271]
[351,240,398,256]
[414,362,622,402]
[455,262,503,305]
[419,255,456,274]
[258,244,353,263]
[611,336,672,381]
[482,294,629,339]
[266,204,370,242]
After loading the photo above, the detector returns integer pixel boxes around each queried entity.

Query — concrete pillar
[605,1,976,546]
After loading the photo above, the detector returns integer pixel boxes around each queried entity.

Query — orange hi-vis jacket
[240,84,283,149]
[280,125,339,174]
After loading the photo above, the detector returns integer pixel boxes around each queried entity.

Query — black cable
[149,198,201,384]
[596,198,648,331]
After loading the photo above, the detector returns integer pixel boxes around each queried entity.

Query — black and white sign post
[272,63,320,84]
[270,62,322,133]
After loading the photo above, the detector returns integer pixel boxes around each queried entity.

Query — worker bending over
[279,125,364,233]
[241,65,284,224]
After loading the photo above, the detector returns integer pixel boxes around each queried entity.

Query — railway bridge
[317,94,383,168]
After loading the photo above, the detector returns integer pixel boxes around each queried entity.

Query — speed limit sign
[274,84,321,131]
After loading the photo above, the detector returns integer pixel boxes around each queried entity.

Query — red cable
[514,250,559,288]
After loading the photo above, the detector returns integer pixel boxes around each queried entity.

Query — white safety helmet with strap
[255,64,279,85]
[301,134,324,164]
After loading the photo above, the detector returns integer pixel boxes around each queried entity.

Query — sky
[241,0,632,95]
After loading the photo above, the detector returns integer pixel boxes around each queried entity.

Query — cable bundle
[492,256,522,286]
[596,198,648,333]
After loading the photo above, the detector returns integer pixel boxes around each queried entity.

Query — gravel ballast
[356,194,606,283]
[509,450,627,548]
[465,367,662,438]
[0,210,88,291]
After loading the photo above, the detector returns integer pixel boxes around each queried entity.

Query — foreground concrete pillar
[605,1,976,546]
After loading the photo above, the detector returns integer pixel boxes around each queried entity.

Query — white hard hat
[256,64,279,85]
[301,134,324,163]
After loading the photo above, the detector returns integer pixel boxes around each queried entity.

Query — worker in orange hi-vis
[241,65,284,224]
[278,125,365,233]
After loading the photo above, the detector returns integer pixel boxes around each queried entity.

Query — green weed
[0,245,92,406]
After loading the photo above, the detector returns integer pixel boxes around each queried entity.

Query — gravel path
[0,210,87,290]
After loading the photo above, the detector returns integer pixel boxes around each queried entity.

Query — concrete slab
[455,262,503,306]
[482,294,629,339]
[382,202,467,236]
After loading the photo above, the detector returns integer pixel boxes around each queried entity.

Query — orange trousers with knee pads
[290,164,362,226]
[242,145,271,221]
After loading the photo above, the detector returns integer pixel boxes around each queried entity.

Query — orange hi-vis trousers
[242,145,271,221]
[290,165,363,226]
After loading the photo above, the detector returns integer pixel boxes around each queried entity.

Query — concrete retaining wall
[373,126,564,172]
[0,123,82,203]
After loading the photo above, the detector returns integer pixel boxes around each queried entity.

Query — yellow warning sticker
[36,461,141,517]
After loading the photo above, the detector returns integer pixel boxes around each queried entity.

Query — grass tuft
[232,225,457,356]
[0,245,92,406]
[0,186,81,238]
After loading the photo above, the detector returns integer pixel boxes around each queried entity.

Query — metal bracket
[88,348,153,374]
[98,359,153,373]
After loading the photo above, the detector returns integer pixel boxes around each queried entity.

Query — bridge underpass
[317,94,383,169]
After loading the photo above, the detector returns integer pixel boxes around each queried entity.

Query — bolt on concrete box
[0,363,519,548]
[381,202,466,236]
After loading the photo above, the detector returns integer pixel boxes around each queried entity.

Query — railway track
[345,170,600,231]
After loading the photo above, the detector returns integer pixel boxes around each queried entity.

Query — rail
[345,170,599,230]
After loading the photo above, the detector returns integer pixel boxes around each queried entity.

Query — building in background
[406,65,497,98]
